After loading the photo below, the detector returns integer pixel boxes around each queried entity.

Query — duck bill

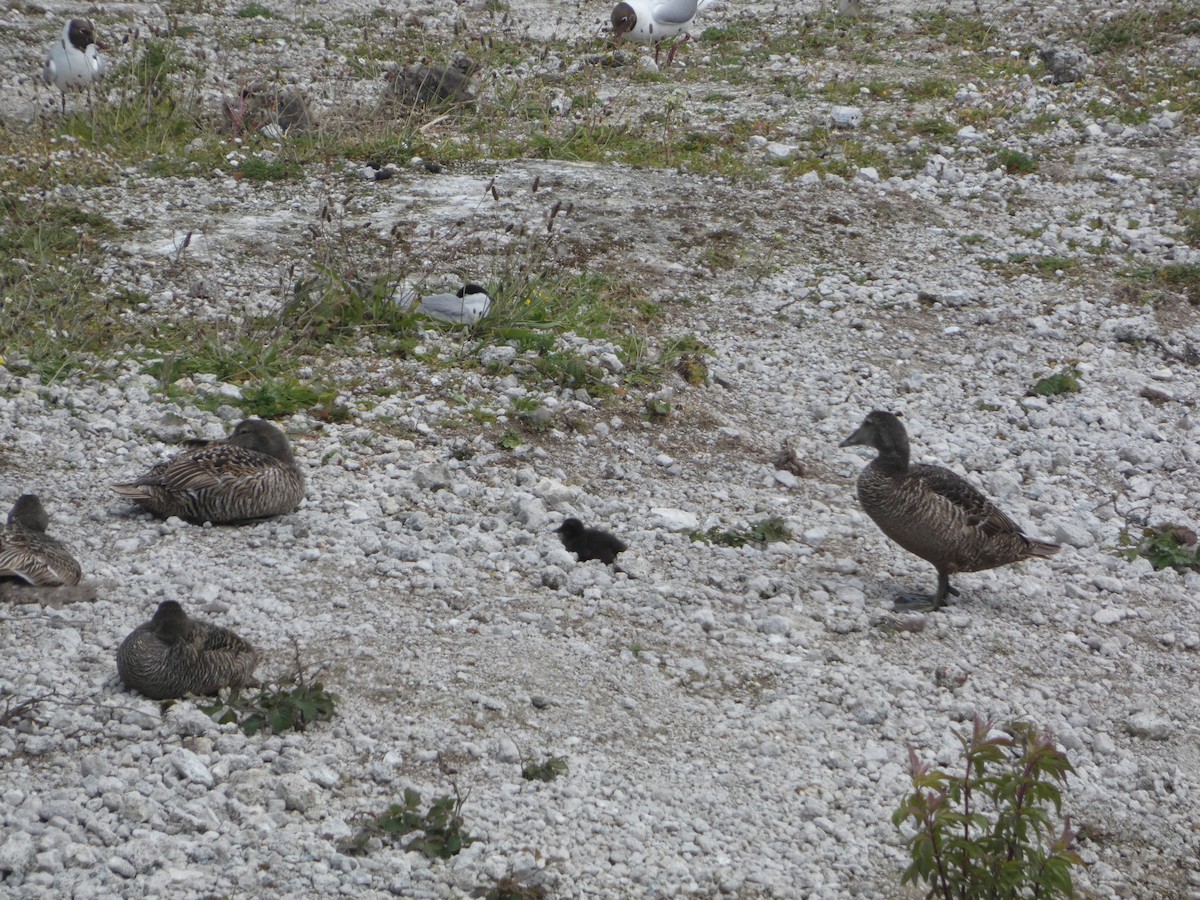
[839,427,869,448]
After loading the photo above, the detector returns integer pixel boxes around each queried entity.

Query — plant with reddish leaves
[893,717,1082,898]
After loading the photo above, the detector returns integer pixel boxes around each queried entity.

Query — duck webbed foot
[892,573,957,612]
[892,592,944,612]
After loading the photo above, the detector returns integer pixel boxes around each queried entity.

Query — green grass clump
[894,718,1081,897]
[201,677,337,736]
[1117,525,1200,573]
[1128,263,1200,305]
[347,789,477,859]
[239,156,302,182]
[996,148,1037,175]
[236,3,274,18]
[910,10,996,52]
[286,271,417,341]
[691,516,792,548]
[240,378,336,417]
[1031,366,1081,397]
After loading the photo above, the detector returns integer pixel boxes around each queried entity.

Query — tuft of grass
[910,10,996,52]
[996,148,1037,175]
[201,677,337,737]
[235,2,275,18]
[894,718,1081,897]
[240,378,337,417]
[286,271,418,342]
[239,157,303,182]
[1128,263,1200,305]
[1117,525,1200,573]
[691,516,792,548]
[1031,365,1082,397]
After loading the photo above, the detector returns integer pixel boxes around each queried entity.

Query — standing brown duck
[840,411,1060,611]
[116,601,259,700]
[0,494,82,587]
[112,419,304,524]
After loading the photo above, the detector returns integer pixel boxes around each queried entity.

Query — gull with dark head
[43,19,106,113]
[610,0,716,65]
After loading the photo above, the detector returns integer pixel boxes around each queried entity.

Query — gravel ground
[1,0,1199,897]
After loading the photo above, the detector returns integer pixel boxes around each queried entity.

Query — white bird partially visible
[396,284,493,325]
[43,18,106,113]
[610,0,716,65]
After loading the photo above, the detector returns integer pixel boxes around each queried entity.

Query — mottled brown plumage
[382,55,477,109]
[116,601,259,700]
[112,419,304,524]
[0,494,82,587]
[841,411,1060,611]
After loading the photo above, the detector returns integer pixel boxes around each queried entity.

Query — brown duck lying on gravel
[0,494,82,587]
[112,419,304,524]
[840,410,1061,611]
[117,601,259,700]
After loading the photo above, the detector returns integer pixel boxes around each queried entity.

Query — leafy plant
[690,516,792,548]
[348,789,477,859]
[498,428,523,449]
[202,676,337,736]
[485,877,549,900]
[893,718,1081,898]
[996,149,1037,175]
[1117,524,1200,573]
[1031,366,1081,397]
[522,756,568,783]
[644,397,672,419]
[239,378,334,417]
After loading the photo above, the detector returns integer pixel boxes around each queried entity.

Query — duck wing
[119,444,280,493]
[909,464,1022,535]
[0,526,82,586]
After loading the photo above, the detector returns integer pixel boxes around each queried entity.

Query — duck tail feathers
[1026,538,1061,559]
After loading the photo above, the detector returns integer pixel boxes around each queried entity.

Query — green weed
[894,718,1081,897]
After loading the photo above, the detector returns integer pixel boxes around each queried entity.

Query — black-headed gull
[43,18,106,113]
[396,284,493,324]
[610,0,716,65]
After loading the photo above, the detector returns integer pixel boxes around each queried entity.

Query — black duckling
[0,494,82,587]
[840,411,1061,611]
[555,517,628,564]
[112,419,304,524]
[116,600,259,700]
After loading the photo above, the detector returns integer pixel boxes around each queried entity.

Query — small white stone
[170,748,214,788]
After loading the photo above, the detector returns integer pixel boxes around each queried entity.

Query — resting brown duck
[0,494,82,587]
[840,411,1061,611]
[116,601,259,700]
[112,419,304,524]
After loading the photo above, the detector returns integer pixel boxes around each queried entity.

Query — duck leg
[892,571,956,612]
